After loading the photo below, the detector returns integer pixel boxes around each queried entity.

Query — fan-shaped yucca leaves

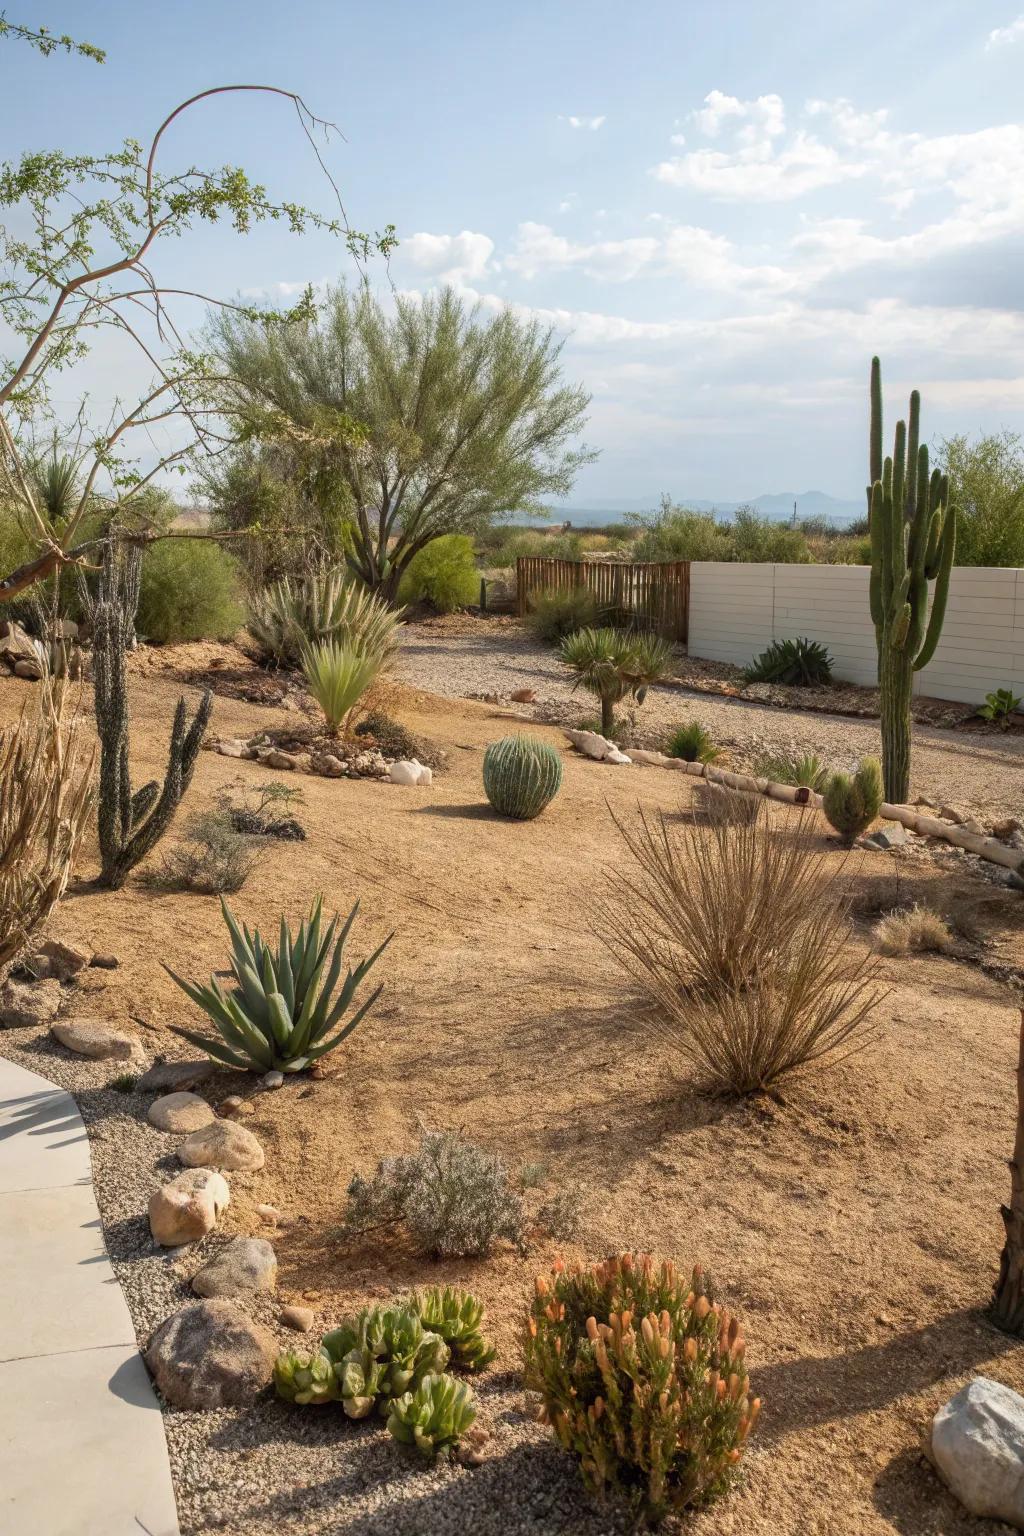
[164,895,392,1072]
[558,626,673,735]
[300,639,381,734]
[248,569,402,668]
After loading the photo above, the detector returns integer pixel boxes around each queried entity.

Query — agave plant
[165,895,392,1073]
[301,638,381,734]
[387,1373,476,1457]
[248,569,402,668]
[744,636,833,688]
[558,627,673,736]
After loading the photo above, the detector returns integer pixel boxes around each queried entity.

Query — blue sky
[4,0,1024,507]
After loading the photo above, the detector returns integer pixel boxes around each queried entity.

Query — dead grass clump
[692,781,762,826]
[0,683,95,969]
[139,812,264,895]
[597,806,883,1094]
[875,904,954,956]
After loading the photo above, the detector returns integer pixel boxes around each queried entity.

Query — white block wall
[687,562,1024,706]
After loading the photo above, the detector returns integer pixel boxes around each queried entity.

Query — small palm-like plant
[665,721,720,764]
[165,895,392,1072]
[559,627,673,735]
[301,639,381,734]
[754,750,829,791]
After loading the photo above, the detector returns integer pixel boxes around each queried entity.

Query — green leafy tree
[938,431,1024,568]
[0,28,394,604]
[208,284,593,601]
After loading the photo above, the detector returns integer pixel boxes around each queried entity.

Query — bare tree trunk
[993,1008,1024,1334]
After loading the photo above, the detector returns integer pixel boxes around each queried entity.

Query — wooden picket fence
[516,557,690,643]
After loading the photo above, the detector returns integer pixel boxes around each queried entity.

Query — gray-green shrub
[136,538,244,644]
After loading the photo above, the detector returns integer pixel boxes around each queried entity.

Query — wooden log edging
[616,747,1024,877]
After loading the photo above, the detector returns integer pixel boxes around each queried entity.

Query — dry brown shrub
[596,805,884,1094]
[875,904,953,956]
[0,683,95,969]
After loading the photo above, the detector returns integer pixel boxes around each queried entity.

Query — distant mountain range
[543,490,866,527]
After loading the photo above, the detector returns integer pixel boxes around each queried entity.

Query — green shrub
[301,639,381,734]
[744,636,833,687]
[387,1373,477,1457]
[483,734,563,819]
[139,811,264,895]
[665,721,720,763]
[342,1128,526,1258]
[353,709,420,761]
[165,894,392,1073]
[754,751,829,791]
[526,585,599,642]
[632,503,734,563]
[247,569,401,668]
[822,757,883,845]
[524,1252,759,1526]
[977,688,1022,727]
[397,535,479,612]
[136,538,244,644]
[730,506,810,563]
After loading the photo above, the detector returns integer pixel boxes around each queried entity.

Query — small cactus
[412,1286,496,1372]
[822,757,883,846]
[483,734,562,820]
[387,1372,477,1457]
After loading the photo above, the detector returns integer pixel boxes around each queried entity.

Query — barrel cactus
[483,735,562,820]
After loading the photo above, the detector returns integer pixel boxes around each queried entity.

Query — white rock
[565,729,613,761]
[51,1017,145,1063]
[389,758,431,786]
[149,1168,230,1247]
[604,747,633,765]
[178,1119,265,1172]
[417,763,433,786]
[256,1203,282,1225]
[930,1377,1024,1526]
[147,1091,216,1133]
[261,1070,284,1090]
[281,1304,315,1333]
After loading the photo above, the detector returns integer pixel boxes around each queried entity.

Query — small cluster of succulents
[482,734,562,820]
[274,1289,493,1458]
[523,1252,760,1527]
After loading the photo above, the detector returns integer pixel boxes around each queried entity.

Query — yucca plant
[165,895,392,1073]
[559,627,673,735]
[754,750,830,791]
[387,1373,476,1458]
[300,639,381,735]
[744,636,833,687]
[665,721,720,764]
[248,569,402,668]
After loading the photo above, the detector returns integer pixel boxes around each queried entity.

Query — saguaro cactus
[90,540,212,889]
[868,357,956,804]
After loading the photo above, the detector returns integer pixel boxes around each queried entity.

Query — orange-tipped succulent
[522,1251,759,1527]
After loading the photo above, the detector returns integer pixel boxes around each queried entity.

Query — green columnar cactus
[483,734,563,820]
[821,757,883,847]
[386,1373,477,1457]
[868,358,956,804]
[412,1286,497,1371]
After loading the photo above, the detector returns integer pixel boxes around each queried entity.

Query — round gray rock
[137,1057,215,1094]
[931,1376,1024,1526]
[51,1017,144,1062]
[191,1237,278,1298]
[147,1091,216,1133]
[145,1299,276,1408]
[177,1119,264,1172]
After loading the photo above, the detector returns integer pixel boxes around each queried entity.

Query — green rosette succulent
[336,1345,389,1420]
[273,1347,337,1406]
[412,1286,497,1372]
[387,1372,477,1457]
[320,1304,449,1415]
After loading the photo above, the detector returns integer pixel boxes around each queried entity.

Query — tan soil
[4,641,1024,1534]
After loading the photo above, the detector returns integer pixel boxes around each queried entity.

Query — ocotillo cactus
[89,539,212,888]
[868,358,956,804]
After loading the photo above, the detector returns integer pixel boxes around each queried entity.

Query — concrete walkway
[0,1054,180,1536]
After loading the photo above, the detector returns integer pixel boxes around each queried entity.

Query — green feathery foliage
[524,1253,760,1527]
[526,585,600,642]
[396,534,479,613]
[482,734,563,819]
[821,757,883,846]
[165,894,392,1073]
[868,358,956,803]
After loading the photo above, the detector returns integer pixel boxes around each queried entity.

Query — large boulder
[51,1017,145,1063]
[930,1376,1024,1526]
[178,1119,265,1172]
[137,1057,215,1094]
[145,1299,276,1408]
[22,939,91,982]
[149,1168,230,1248]
[0,977,63,1029]
[147,1091,216,1133]
[191,1237,277,1299]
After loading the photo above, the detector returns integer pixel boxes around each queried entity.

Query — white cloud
[691,90,785,143]
[402,230,495,284]
[564,114,606,130]
[987,14,1024,47]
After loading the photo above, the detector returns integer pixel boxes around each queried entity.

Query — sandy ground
[399,615,1024,820]
[3,642,1024,1536]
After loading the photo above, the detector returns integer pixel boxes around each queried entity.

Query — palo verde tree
[867,357,956,804]
[207,284,593,601]
[0,18,394,605]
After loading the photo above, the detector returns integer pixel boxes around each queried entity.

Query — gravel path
[399,622,1024,818]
